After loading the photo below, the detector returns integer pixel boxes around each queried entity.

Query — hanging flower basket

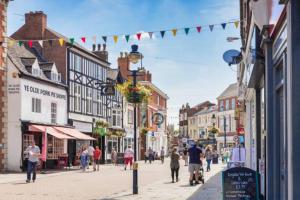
[93,120,109,136]
[117,80,151,104]
[208,127,220,134]
[107,128,126,138]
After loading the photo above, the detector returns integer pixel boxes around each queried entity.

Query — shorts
[125,157,133,166]
[188,164,201,173]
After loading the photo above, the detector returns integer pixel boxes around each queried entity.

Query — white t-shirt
[88,146,95,156]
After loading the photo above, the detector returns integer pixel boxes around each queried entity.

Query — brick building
[0,0,9,172]
[117,52,168,159]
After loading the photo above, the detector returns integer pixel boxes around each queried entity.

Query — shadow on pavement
[187,171,222,200]
[97,193,133,200]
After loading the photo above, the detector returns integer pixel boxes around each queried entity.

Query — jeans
[27,161,37,181]
[171,167,179,181]
[206,159,212,171]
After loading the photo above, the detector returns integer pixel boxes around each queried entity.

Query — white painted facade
[7,58,67,171]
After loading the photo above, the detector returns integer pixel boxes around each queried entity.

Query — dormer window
[32,68,42,77]
[51,72,62,83]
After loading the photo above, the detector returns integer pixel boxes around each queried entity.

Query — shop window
[32,98,41,113]
[51,103,57,124]
[23,134,34,154]
[47,135,64,159]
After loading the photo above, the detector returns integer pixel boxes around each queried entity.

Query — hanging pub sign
[152,113,164,125]
[222,167,259,200]
[101,84,115,96]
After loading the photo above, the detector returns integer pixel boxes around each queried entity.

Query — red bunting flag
[136,33,142,40]
[28,40,33,48]
[81,37,86,43]
[196,26,202,33]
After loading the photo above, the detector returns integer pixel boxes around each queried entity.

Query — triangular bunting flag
[28,40,33,48]
[113,35,118,43]
[184,28,190,35]
[58,38,64,46]
[209,25,214,32]
[92,36,96,44]
[38,40,43,47]
[18,41,23,47]
[125,35,130,42]
[148,32,153,39]
[8,39,16,47]
[48,40,53,47]
[69,38,75,45]
[160,31,165,38]
[196,26,202,33]
[234,21,239,28]
[102,36,107,43]
[136,33,142,40]
[81,37,86,43]
[221,23,227,29]
[172,29,177,36]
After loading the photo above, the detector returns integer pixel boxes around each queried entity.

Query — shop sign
[101,84,115,96]
[23,84,66,100]
[152,113,164,125]
[8,84,20,94]
[222,167,259,200]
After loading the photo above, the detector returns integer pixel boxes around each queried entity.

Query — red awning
[53,127,96,140]
[28,125,75,139]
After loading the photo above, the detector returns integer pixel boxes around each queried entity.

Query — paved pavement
[0,159,225,200]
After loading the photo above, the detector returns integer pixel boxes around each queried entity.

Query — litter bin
[212,154,219,164]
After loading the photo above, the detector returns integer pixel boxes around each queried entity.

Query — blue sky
[8,0,241,127]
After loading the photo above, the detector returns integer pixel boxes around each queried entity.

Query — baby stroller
[192,164,205,184]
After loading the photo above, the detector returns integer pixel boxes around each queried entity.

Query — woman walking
[205,147,213,172]
[111,148,117,166]
[170,147,180,183]
[124,145,134,170]
[80,147,88,172]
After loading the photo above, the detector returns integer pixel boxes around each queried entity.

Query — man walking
[87,144,95,169]
[188,143,202,186]
[24,140,40,183]
[93,146,101,171]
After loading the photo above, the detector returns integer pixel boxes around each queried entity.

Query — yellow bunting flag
[8,39,16,47]
[113,35,118,43]
[234,21,239,28]
[58,38,64,46]
[172,29,177,36]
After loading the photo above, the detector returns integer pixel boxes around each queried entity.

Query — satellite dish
[223,49,242,66]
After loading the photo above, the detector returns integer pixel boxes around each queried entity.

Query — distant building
[216,83,238,153]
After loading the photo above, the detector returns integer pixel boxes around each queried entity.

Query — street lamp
[128,44,144,195]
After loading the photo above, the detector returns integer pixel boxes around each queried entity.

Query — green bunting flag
[69,38,75,45]
[102,36,107,43]
[209,25,214,32]
[160,31,165,38]
[184,28,190,35]
[125,35,130,42]
[221,23,226,29]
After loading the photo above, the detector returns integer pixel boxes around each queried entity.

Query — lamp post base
[133,168,138,194]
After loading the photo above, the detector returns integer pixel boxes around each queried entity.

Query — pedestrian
[80,147,88,171]
[93,146,101,171]
[183,147,188,166]
[87,144,95,169]
[170,147,180,183]
[205,148,213,172]
[160,147,165,164]
[223,148,229,163]
[124,145,134,170]
[111,148,117,166]
[188,143,203,186]
[24,140,40,183]
[148,147,154,164]
[144,149,149,163]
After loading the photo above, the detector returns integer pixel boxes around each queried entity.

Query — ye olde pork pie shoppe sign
[23,84,66,100]
[222,167,259,200]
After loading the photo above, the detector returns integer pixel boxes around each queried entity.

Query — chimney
[92,43,108,61]
[146,71,152,82]
[23,11,47,39]
[118,52,130,79]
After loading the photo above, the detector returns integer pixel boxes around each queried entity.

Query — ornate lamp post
[127,44,144,195]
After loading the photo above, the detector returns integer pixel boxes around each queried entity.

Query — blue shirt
[188,146,202,164]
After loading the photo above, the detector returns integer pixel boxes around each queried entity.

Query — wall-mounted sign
[23,84,66,100]
[101,84,115,96]
[152,113,164,125]
[222,167,259,200]
[8,84,20,94]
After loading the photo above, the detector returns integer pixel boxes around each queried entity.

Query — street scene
[0,0,300,200]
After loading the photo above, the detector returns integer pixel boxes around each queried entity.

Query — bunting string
[6,19,241,47]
